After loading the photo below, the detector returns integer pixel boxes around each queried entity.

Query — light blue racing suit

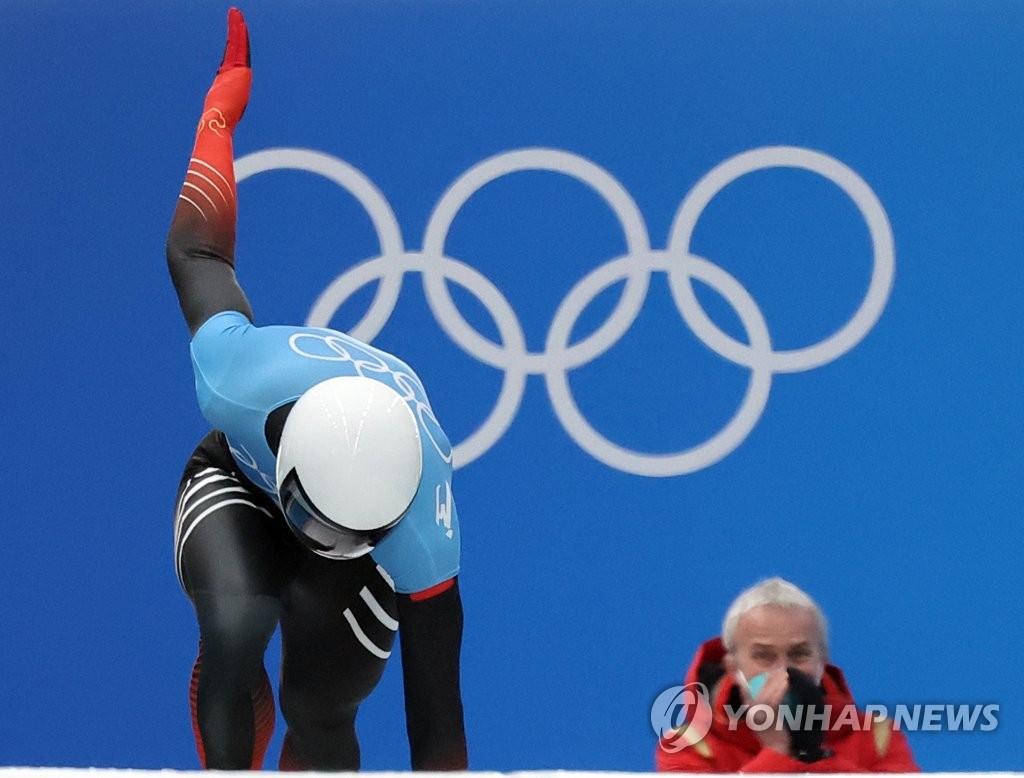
[190,310,460,595]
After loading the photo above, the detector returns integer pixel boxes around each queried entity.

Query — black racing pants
[173,430,398,770]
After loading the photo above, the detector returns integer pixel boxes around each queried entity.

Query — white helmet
[275,376,423,559]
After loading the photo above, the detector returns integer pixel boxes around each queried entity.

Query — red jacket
[655,638,920,772]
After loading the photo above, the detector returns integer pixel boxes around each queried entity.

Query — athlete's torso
[189,310,460,593]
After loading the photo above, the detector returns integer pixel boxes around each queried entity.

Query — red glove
[197,7,252,138]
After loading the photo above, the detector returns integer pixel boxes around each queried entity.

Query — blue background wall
[2,0,1021,770]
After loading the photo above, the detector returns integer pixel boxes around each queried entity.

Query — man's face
[726,604,826,683]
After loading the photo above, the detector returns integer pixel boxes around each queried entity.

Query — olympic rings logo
[235,146,894,477]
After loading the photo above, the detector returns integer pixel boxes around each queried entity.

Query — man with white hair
[655,577,918,771]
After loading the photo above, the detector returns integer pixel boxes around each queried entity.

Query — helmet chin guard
[275,376,423,559]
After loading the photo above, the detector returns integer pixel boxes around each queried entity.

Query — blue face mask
[742,671,795,705]
[743,671,769,698]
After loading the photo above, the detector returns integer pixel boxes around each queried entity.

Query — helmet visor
[279,469,382,560]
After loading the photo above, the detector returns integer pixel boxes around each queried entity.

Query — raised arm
[166,8,254,336]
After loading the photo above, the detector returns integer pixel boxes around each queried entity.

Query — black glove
[782,667,832,763]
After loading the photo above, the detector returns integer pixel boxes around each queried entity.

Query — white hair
[721,577,829,656]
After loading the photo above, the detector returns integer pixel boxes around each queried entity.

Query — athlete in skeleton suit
[165,9,466,771]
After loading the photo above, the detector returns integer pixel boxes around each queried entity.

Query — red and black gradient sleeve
[396,577,469,770]
[166,8,255,336]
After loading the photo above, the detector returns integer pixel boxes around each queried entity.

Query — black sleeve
[166,234,254,336]
[396,578,468,770]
